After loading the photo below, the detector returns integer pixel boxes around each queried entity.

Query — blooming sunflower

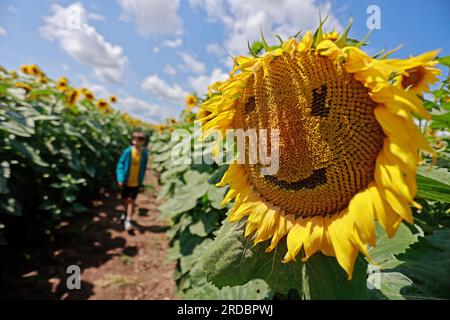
[185,94,198,110]
[196,108,211,122]
[56,77,69,92]
[197,24,440,278]
[15,82,33,93]
[37,76,48,84]
[80,88,95,101]
[65,89,80,108]
[9,71,18,79]
[96,98,109,110]
[386,51,441,94]
[110,95,118,103]
[20,64,42,77]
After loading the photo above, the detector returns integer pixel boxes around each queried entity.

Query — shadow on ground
[0,169,175,300]
[0,190,133,299]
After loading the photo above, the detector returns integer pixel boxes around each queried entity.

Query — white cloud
[164,64,177,76]
[7,5,18,13]
[179,52,206,74]
[189,68,228,95]
[79,75,172,123]
[153,46,160,54]
[116,96,173,123]
[0,26,6,36]
[142,74,187,102]
[78,76,112,98]
[206,43,222,56]
[190,0,341,55]
[40,3,127,84]
[118,0,182,36]
[163,38,182,48]
[61,64,70,71]
[88,12,105,21]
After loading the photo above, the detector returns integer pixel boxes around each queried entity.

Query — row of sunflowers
[0,64,152,245]
[153,22,450,299]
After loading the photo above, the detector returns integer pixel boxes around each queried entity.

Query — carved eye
[311,84,330,117]
[245,96,256,114]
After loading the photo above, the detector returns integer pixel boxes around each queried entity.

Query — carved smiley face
[233,51,384,217]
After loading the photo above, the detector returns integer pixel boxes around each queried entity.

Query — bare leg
[125,198,134,220]
[126,199,135,221]
[123,198,134,231]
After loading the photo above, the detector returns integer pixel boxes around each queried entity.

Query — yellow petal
[228,194,258,222]
[381,187,413,224]
[297,31,313,52]
[328,212,358,280]
[375,152,414,202]
[384,137,417,174]
[370,85,431,120]
[302,216,323,261]
[320,216,335,256]
[348,189,376,246]
[266,213,294,252]
[254,207,280,244]
[316,40,341,60]
[244,204,267,237]
[344,46,371,73]
[369,183,403,237]
[283,217,309,262]
[374,106,433,154]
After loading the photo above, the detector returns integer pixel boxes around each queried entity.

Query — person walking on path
[116,130,148,231]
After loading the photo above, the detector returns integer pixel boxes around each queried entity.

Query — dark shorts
[121,186,139,200]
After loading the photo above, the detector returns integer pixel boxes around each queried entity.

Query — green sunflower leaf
[202,220,368,299]
[430,111,450,129]
[416,166,450,203]
[183,170,211,199]
[370,230,450,300]
[159,193,197,219]
[183,279,271,300]
[437,55,450,68]
[368,223,418,269]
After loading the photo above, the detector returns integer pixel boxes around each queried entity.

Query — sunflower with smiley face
[197,22,440,279]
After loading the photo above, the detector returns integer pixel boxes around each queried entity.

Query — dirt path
[0,169,176,300]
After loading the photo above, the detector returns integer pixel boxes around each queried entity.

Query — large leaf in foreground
[394,230,450,299]
[416,166,450,203]
[202,220,368,299]
[183,280,270,300]
[368,228,450,300]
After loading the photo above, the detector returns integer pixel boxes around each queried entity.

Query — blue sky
[1,0,449,123]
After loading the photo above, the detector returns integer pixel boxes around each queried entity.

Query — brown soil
[0,169,176,300]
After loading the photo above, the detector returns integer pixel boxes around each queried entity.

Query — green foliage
[366,66,450,300]
[0,67,147,243]
[368,226,450,300]
[151,118,257,299]
[201,220,368,300]
[416,166,450,203]
[250,41,264,56]
[155,58,450,300]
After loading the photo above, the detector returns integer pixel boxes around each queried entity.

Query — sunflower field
[0,65,151,246]
[1,18,450,302]
[152,24,450,300]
